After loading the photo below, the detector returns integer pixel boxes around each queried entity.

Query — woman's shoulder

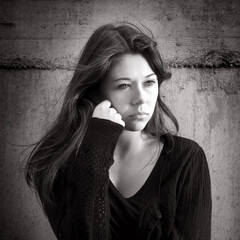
[163,134,203,154]
[174,135,203,152]
[162,134,207,169]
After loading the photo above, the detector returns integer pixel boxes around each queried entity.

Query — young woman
[25,22,212,239]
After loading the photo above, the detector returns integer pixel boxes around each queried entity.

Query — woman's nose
[132,86,147,105]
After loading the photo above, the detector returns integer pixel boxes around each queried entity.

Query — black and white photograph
[0,0,239,239]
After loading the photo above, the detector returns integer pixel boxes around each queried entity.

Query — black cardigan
[45,118,212,239]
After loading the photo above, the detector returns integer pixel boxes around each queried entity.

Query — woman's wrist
[82,117,124,153]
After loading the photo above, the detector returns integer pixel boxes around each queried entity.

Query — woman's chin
[124,121,148,132]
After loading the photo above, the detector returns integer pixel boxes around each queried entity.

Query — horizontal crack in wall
[0,57,71,70]
[0,22,16,28]
[0,50,239,70]
[168,50,240,68]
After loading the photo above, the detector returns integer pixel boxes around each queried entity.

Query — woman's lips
[129,112,149,119]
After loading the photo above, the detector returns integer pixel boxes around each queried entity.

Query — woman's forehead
[106,53,155,80]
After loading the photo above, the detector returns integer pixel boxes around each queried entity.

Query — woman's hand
[92,100,125,127]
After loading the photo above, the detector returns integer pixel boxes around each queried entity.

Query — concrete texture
[0,0,239,69]
[0,0,239,239]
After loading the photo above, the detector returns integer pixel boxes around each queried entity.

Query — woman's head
[68,22,177,135]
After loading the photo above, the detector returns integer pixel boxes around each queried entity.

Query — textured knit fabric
[45,118,212,240]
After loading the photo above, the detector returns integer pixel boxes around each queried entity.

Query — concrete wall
[0,0,239,239]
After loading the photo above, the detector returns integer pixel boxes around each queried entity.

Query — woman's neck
[114,130,149,161]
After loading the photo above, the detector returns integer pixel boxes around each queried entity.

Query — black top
[109,141,166,240]
[44,118,212,240]
[109,182,143,240]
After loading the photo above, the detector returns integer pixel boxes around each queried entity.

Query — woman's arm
[170,147,212,240]
[54,118,123,240]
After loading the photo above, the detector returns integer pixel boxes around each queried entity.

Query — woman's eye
[117,84,130,89]
[144,80,157,86]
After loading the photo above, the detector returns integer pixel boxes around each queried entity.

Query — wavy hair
[25,21,178,211]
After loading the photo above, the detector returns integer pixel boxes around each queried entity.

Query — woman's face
[101,53,159,131]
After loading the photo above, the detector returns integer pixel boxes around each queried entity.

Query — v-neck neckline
[109,139,167,200]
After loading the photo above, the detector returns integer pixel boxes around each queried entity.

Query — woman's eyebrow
[145,73,156,78]
[113,73,156,82]
[113,77,131,82]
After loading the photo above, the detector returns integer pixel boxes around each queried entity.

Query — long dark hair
[25,21,178,211]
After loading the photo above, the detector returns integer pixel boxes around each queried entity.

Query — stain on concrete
[209,95,224,129]
[198,69,240,94]
[0,22,16,28]
[223,70,240,94]
[202,50,240,68]
[168,51,240,68]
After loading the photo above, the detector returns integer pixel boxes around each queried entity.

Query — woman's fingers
[92,100,125,127]
[99,99,111,108]
[108,107,117,114]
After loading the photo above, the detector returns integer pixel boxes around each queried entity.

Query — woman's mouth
[129,112,149,119]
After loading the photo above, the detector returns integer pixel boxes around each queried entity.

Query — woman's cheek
[112,97,127,115]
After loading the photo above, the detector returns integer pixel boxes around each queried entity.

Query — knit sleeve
[56,118,123,240]
[170,147,212,240]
